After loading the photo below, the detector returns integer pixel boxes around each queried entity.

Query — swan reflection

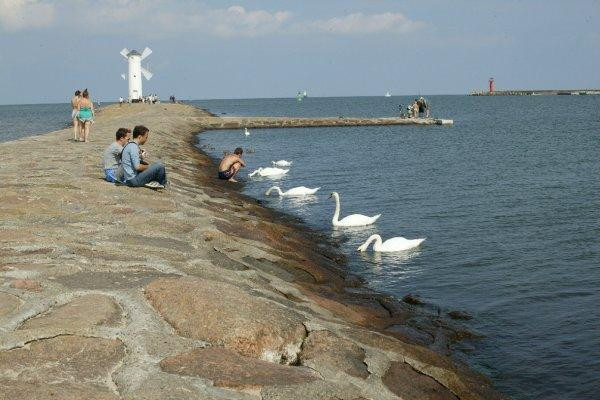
[358,250,424,281]
[359,249,422,265]
[331,224,379,241]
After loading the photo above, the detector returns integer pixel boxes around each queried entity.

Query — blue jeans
[126,162,167,187]
[104,168,117,183]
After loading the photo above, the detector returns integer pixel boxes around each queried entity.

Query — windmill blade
[120,48,130,59]
[141,47,152,60]
[121,74,126,80]
[141,67,153,80]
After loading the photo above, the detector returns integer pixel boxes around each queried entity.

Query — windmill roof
[127,50,142,56]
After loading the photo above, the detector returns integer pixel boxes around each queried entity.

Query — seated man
[103,128,130,183]
[218,147,245,182]
[121,125,167,189]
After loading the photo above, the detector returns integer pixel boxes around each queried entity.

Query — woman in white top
[71,90,81,141]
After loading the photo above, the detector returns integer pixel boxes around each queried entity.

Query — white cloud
[308,12,424,35]
[0,0,56,31]
[204,5,292,37]
[155,5,292,38]
[0,2,424,38]
[67,2,291,38]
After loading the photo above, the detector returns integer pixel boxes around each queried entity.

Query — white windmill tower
[120,47,153,102]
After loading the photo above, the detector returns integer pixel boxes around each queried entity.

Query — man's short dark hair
[116,128,131,140]
[75,90,81,96]
[133,125,149,138]
[234,147,243,155]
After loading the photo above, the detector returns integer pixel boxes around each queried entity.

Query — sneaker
[144,181,165,189]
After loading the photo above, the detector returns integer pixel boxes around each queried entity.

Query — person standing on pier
[71,90,81,141]
[76,89,94,142]
[418,97,430,118]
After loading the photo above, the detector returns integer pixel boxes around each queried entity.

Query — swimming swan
[272,160,292,167]
[266,186,320,196]
[329,192,381,227]
[358,234,425,252]
[244,127,250,136]
[248,167,289,177]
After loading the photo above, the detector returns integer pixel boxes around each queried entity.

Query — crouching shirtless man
[218,147,245,182]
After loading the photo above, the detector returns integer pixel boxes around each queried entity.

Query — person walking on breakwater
[218,147,245,182]
[71,90,81,141]
[417,96,430,118]
[411,99,419,118]
[103,128,130,183]
[121,125,167,189]
[76,89,95,142]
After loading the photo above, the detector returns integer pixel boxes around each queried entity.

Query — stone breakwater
[193,116,450,130]
[0,104,504,399]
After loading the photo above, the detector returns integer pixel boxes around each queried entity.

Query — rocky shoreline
[0,103,506,399]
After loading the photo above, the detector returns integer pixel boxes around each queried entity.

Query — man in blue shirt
[121,125,167,189]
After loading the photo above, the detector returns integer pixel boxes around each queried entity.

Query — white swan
[358,234,425,252]
[266,186,320,197]
[244,127,250,136]
[329,192,381,227]
[248,167,289,177]
[272,160,292,167]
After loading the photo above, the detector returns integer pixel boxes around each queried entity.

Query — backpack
[117,142,137,182]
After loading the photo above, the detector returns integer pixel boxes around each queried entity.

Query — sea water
[193,95,600,400]
[0,103,73,142]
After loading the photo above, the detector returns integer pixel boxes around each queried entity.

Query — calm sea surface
[0,103,73,142]
[2,96,599,399]
[192,95,600,400]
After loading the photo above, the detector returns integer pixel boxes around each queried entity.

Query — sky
[0,0,599,104]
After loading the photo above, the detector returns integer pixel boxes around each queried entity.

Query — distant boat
[296,90,308,102]
[385,91,392,97]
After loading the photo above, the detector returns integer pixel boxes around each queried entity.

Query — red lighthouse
[489,77,495,94]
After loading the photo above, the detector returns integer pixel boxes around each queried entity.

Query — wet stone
[385,324,435,346]
[304,290,389,328]
[448,310,473,321]
[241,256,295,281]
[403,294,424,305]
[382,361,458,400]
